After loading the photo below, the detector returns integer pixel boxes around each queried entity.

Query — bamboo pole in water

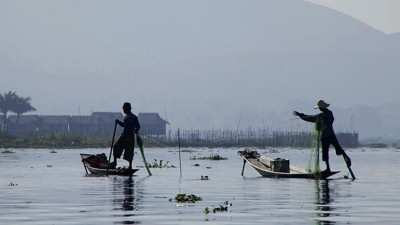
[178,128,182,177]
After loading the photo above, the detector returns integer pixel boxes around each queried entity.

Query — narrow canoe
[238,150,339,179]
[80,153,139,176]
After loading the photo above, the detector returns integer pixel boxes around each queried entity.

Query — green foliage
[169,193,202,203]
[190,154,227,160]
[0,91,36,128]
[204,201,232,214]
[147,159,175,168]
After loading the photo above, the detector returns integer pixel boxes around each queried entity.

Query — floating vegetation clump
[204,201,232,214]
[8,182,18,186]
[190,154,227,160]
[169,193,202,203]
[2,150,15,154]
[200,175,209,180]
[146,159,175,168]
[181,149,196,153]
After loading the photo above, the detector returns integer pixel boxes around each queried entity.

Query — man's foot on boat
[108,162,116,169]
[322,169,331,174]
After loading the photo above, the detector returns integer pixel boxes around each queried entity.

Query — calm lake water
[1,147,399,224]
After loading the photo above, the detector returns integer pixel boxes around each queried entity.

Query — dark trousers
[113,134,134,162]
[321,135,345,162]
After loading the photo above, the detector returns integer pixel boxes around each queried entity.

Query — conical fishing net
[307,117,321,175]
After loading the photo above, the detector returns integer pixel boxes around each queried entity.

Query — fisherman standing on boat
[112,102,140,169]
[293,100,351,173]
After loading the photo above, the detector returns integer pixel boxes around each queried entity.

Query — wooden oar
[241,159,246,176]
[82,161,88,175]
[107,122,117,176]
[136,134,152,176]
[343,155,356,180]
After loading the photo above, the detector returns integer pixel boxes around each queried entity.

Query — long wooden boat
[238,149,339,179]
[80,153,139,176]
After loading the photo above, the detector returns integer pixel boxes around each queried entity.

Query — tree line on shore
[0,91,36,130]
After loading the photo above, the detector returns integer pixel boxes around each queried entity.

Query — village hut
[138,113,169,136]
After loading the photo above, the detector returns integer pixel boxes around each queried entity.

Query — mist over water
[1,1,400,139]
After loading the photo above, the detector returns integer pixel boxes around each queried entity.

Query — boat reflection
[112,177,139,224]
[315,179,335,224]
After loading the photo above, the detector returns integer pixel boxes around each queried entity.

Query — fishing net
[307,117,321,175]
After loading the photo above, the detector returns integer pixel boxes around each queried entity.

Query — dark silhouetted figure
[293,100,351,172]
[113,102,140,169]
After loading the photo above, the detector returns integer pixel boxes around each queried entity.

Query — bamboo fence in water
[143,128,358,148]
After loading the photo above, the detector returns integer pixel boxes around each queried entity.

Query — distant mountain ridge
[0,0,399,139]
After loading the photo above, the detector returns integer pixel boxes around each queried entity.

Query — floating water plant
[181,149,196,153]
[190,154,227,160]
[200,175,209,180]
[147,159,175,168]
[8,182,18,186]
[2,150,15,154]
[169,193,202,203]
[204,201,232,214]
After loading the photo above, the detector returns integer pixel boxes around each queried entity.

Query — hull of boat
[238,150,339,179]
[80,153,139,176]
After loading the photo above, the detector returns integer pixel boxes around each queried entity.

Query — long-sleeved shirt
[117,113,140,134]
[298,108,335,139]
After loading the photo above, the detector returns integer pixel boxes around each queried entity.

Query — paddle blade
[136,134,152,176]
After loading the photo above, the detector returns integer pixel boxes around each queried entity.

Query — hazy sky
[1,0,399,138]
[305,0,400,34]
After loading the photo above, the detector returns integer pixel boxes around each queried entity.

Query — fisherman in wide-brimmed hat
[112,102,140,169]
[293,100,351,173]
[313,100,330,109]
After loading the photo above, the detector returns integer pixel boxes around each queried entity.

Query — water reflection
[315,180,335,224]
[113,177,139,224]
